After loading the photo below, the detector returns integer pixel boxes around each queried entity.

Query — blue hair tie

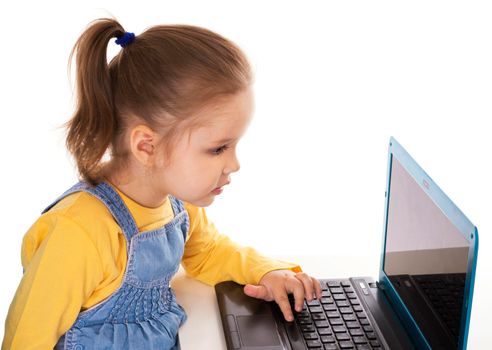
[115,32,135,47]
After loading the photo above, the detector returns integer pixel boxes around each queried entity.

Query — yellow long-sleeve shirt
[2,185,301,349]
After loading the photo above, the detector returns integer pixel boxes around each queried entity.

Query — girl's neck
[104,166,168,209]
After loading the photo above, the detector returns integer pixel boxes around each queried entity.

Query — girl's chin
[185,195,215,208]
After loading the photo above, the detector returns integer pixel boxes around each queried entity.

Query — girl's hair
[66,18,252,185]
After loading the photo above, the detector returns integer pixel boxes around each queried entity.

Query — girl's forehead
[189,89,253,143]
[190,113,250,144]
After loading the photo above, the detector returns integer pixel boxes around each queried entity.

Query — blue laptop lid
[378,137,478,349]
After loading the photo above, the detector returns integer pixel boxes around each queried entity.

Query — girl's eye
[211,145,229,155]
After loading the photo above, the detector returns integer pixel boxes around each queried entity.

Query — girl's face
[152,88,254,207]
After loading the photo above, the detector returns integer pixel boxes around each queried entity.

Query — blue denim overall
[41,181,188,350]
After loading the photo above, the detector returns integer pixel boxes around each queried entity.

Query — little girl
[2,18,321,349]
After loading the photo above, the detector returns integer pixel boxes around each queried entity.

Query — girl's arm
[2,214,103,350]
[181,203,301,287]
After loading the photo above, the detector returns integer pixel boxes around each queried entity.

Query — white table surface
[171,254,490,349]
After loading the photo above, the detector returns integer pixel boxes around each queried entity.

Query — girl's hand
[243,270,322,322]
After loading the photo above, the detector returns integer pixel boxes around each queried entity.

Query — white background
[1,1,490,347]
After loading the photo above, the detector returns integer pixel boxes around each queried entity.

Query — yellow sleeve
[2,214,103,350]
[181,203,302,286]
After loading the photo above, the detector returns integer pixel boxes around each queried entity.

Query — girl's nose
[224,154,240,174]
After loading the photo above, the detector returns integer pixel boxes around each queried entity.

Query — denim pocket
[126,224,185,287]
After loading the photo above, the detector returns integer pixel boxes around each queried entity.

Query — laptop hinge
[375,281,386,290]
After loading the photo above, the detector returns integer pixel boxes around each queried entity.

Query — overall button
[74,345,84,350]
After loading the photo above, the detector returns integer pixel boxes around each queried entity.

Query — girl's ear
[129,125,156,166]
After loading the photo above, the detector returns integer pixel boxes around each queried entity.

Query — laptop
[215,137,478,350]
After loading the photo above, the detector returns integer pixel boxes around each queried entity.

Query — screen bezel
[378,137,478,350]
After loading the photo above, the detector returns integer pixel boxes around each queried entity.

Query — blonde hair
[65,17,252,185]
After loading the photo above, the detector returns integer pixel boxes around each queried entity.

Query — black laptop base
[215,278,416,350]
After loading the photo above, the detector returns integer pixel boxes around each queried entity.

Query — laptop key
[324,344,340,350]
[362,325,373,332]
[356,312,367,319]
[346,292,357,299]
[315,320,330,328]
[306,339,322,348]
[365,332,377,340]
[349,329,364,336]
[318,328,333,335]
[353,305,363,312]
[310,306,323,313]
[356,345,371,350]
[339,307,353,314]
[301,324,315,332]
[332,325,347,333]
[329,318,344,326]
[298,310,310,318]
[320,335,336,343]
[323,304,337,311]
[342,314,357,321]
[336,301,350,307]
[370,340,381,347]
[299,317,313,325]
[321,297,334,304]
[352,336,367,344]
[345,321,360,329]
[339,340,355,349]
[335,333,350,341]
[304,332,319,340]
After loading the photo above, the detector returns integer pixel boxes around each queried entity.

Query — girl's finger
[294,272,315,301]
[311,276,323,300]
[272,288,295,322]
[289,277,306,313]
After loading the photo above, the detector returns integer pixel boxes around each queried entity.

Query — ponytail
[65,18,125,185]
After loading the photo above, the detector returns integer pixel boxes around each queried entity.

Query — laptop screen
[383,156,470,349]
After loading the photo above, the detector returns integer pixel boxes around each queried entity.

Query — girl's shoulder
[46,190,119,231]
[29,191,123,253]
[21,191,125,289]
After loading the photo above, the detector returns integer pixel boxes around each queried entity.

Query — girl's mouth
[212,187,223,194]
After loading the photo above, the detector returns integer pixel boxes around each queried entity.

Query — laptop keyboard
[289,280,382,350]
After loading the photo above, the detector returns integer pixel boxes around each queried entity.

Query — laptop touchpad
[236,315,281,347]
